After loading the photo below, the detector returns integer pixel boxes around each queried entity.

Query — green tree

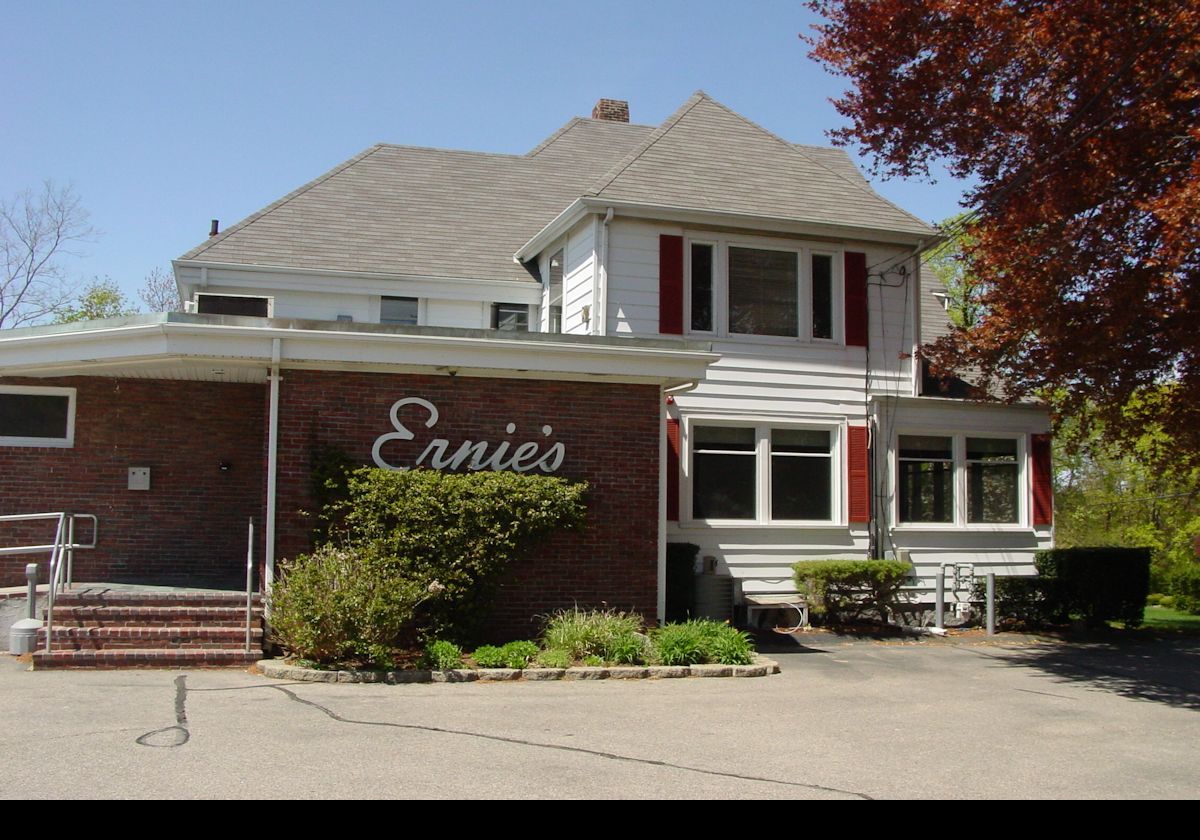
[925,213,983,329]
[54,278,137,323]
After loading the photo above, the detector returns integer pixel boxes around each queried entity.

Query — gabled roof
[583,92,933,237]
[179,119,652,284]
[179,93,935,283]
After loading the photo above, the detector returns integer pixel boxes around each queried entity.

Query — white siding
[560,217,596,335]
[427,299,487,329]
[606,219,678,335]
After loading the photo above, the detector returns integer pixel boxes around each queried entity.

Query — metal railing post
[245,518,254,655]
[66,512,75,590]
[935,566,946,630]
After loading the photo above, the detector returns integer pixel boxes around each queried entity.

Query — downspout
[264,338,281,595]
[597,207,614,336]
[658,379,701,622]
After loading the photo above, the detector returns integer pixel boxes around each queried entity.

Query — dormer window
[492,303,530,332]
[381,296,419,326]
[685,236,842,343]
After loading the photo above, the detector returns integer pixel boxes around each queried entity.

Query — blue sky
[3,1,971,307]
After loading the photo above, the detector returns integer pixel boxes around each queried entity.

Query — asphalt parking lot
[2,636,1197,799]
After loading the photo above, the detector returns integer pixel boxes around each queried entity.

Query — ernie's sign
[371,397,565,474]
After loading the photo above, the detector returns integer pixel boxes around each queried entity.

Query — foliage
[971,577,1056,628]
[807,1,1200,459]
[138,266,184,312]
[923,212,983,329]
[1,182,94,328]
[1141,605,1200,632]
[269,544,438,668]
[540,606,644,661]
[534,648,572,669]
[1036,548,1151,628]
[423,639,464,670]
[603,632,649,666]
[54,277,137,323]
[1168,566,1200,615]
[327,468,588,641]
[649,620,755,666]
[792,560,911,623]
[1053,409,1200,592]
[472,640,540,669]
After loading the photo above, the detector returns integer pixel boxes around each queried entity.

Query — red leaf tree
[808,1,1200,456]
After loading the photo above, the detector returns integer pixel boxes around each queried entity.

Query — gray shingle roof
[179,93,934,282]
[585,93,935,237]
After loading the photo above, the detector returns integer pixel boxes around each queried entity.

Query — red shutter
[659,235,684,335]
[666,417,681,522]
[844,251,868,348]
[847,424,870,523]
[1031,433,1053,525]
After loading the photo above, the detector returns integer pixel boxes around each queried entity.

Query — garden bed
[257,655,779,684]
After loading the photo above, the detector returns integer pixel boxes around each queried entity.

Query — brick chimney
[591,99,630,123]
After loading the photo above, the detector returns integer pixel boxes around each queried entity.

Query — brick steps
[31,648,264,669]
[33,588,265,669]
[39,625,263,650]
[50,606,264,627]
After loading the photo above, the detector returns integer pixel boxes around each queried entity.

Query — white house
[0,93,1051,632]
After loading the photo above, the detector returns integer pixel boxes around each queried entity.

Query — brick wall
[275,370,661,638]
[0,377,266,587]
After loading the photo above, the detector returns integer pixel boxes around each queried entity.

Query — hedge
[792,560,911,623]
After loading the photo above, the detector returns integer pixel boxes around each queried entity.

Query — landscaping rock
[522,668,565,681]
[477,668,521,681]
[431,669,479,683]
[690,664,734,678]
[388,670,431,684]
[607,667,649,679]
[563,666,609,680]
[648,666,690,679]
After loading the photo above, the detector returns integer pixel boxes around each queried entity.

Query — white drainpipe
[597,207,614,336]
[264,338,281,595]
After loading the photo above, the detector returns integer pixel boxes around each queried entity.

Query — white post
[245,517,255,654]
[986,573,996,636]
[264,338,281,596]
[935,565,946,629]
[25,563,37,621]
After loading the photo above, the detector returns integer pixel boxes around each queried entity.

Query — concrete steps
[31,588,265,669]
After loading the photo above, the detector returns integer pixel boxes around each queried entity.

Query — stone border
[257,655,779,684]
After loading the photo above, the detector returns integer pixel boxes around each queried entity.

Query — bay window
[686,236,841,342]
[690,422,837,523]
[897,433,1024,526]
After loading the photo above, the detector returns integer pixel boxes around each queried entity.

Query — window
[195,293,271,317]
[690,423,836,523]
[492,303,530,332]
[380,296,418,326]
[896,433,1023,526]
[545,249,563,333]
[0,386,75,448]
[685,236,841,342]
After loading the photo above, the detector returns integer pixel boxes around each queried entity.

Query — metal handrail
[245,518,254,655]
[0,512,98,653]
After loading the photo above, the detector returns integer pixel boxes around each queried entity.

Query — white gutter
[512,199,589,262]
[264,337,281,596]
[657,383,667,624]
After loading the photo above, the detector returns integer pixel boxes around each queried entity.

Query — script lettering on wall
[371,397,566,474]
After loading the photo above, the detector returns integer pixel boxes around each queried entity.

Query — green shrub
[423,639,464,670]
[582,655,605,667]
[1036,547,1151,628]
[603,632,649,665]
[471,645,506,668]
[499,640,540,669]
[704,626,756,665]
[326,468,587,641]
[971,576,1056,627]
[269,544,436,668]
[534,648,572,669]
[650,622,708,666]
[792,560,911,623]
[1168,566,1200,614]
[541,607,644,660]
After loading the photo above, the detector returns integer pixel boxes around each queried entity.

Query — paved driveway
[2,637,1197,799]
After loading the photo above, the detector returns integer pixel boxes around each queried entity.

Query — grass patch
[1139,606,1200,633]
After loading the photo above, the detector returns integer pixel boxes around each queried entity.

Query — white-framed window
[0,385,76,448]
[491,302,530,332]
[194,292,273,317]
[895,432,1025,527]
[380,296,419,326]
[685,234,843,344]
[687,420,840,525]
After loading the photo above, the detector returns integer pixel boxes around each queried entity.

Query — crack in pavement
[267,683,873,799]
[135,674,190,748]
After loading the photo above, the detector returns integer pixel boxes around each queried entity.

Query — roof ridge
[584,91,709,197]
[525,117,584,157]
[788,145,936,232]
[179,145,387,261]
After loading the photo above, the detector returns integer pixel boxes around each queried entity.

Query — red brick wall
[0,377,266,587]
[275,370,661,638]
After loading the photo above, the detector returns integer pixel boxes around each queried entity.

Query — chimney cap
[591,99,630,123]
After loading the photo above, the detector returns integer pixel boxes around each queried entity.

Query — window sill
[891,524,1033,533]
[0,437,74,448]
[676,521,851,531]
